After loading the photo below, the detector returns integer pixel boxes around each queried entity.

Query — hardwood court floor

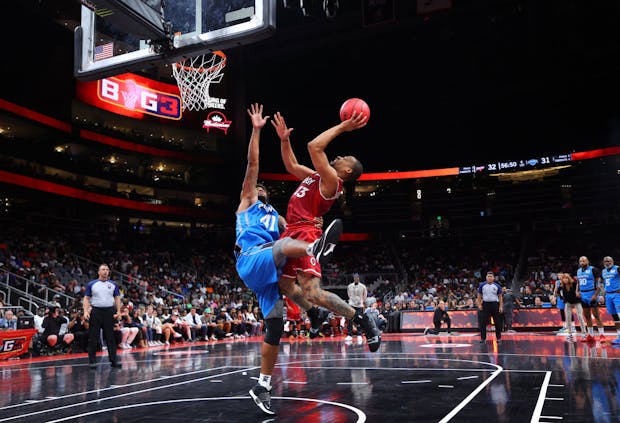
[0,331,618,422]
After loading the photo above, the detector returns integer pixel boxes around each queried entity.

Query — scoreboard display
[459,154,573,175]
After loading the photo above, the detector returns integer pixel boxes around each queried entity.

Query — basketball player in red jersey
[270,110,381,352]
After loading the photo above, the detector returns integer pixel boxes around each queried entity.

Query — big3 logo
[0,337,26,355]
[98,77,182,120]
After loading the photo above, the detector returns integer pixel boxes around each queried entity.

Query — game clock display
[459,153,573,174]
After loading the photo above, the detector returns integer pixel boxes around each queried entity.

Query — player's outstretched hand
[247,103,269,129]
[271,111,294,141]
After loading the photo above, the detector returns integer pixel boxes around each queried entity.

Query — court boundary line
[0,367,255,422]
[44,396,367,423]
[531,371,552,423]
[0,365,241,412]
[438,365,503,422]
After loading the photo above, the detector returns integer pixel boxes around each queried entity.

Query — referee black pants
[88,307,118,364]
[479,302,502,340]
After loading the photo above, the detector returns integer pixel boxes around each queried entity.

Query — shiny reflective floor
[1,331,618,422]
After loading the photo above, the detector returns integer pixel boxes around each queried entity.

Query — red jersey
[280,172,343,279]
[285,172,343,228]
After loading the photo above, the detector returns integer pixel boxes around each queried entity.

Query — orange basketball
[339,98,370,122]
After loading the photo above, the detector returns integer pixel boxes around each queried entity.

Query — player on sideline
[602,257,620,344]
[576,256,605,342]
[234,104,342,415]
[271,110,381,352]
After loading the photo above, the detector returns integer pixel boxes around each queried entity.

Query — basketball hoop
[172,50,227,112]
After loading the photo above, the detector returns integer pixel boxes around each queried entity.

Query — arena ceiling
[3,0,620,173]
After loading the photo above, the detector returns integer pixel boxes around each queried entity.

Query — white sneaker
[345,335,353,341]
[164,341,170,345]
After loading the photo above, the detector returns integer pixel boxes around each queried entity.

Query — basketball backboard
[75,0,276,81]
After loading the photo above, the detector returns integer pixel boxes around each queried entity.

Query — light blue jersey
[555,279,564,309]
[235,201,282,317]
[603,265,620,315]
[578,265,599,306]
[577,266,597,292]
[603,265,620,293]
[236,201,280,252]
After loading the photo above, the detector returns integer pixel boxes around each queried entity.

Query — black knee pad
[264,318,284,346]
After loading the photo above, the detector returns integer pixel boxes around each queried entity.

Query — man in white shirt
[34,307,47,334]
[346,274,367,342]
[184,306,206,341]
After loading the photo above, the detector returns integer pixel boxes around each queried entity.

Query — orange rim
[173,51,227,74]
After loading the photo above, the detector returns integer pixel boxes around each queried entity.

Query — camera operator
[67,309,90,353]
[42,306,74,353]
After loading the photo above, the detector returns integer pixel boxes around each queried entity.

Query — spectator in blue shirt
[0,309,17,330]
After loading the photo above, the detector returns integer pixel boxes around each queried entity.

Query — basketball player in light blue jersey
[235,103,341,415]
[577,256,605,342]
[602,256,620,344]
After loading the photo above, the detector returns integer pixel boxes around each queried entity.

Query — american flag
[94,42,114,61]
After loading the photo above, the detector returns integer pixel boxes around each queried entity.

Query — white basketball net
[172,51,226,112]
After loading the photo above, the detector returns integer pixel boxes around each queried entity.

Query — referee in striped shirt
[477,271,504,344]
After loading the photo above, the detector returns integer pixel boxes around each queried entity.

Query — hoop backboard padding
[75,0,277,81]
[172,51,226,111]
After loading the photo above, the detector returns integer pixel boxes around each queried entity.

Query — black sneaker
[356,311,381,353]
[308,328,320,339]
[110,362,122,369]
[249,384,276,415]
[312,219,343,266]
[307,306,321,339]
